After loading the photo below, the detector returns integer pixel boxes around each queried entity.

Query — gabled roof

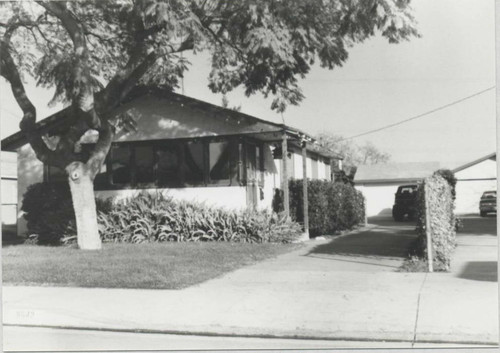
[355,162,440,184]
[1,87,341,160]
[452,152,496,173]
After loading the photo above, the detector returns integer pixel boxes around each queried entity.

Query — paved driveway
[452,215,497,281]
[303,216,417,271]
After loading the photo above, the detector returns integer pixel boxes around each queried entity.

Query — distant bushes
[21,183,302,245]
[273,179,365,237]
[414,172,457,271]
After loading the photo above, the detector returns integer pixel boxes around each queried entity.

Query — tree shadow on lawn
[307,226,417,260]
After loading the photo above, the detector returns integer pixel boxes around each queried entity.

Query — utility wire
[340,85,496,142]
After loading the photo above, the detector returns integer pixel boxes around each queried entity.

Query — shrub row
[415,172,457,271]
[273,179,365,237]
[97,192,302,244]
[21,182,302,245]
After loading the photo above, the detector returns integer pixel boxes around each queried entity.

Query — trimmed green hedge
[21,182,76,245]
[415,173,457,271]
[274,179,365,236]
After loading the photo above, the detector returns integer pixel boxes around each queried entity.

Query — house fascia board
[452,152,496,174]
[355,178,424,185]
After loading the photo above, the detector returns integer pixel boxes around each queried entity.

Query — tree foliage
[316,132,391,174]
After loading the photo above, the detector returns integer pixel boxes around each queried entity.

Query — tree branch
[36,0,101,130]
[1,31,68,167]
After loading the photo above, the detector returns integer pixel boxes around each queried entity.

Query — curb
[4,323,498,347]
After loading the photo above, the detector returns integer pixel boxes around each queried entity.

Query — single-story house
[1,88,341,235]
[452,152,496,214]
[354,162,440,217]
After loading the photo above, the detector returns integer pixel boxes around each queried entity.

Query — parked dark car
[479,190,496,217]
[392,184,419,221]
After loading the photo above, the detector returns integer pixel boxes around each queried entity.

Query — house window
[94,162,109,188]
[184,141,205,186]
[47,165,66,182]
[111,144,132,185]
[311,157,318,179]
[65,138,263,190]
[157,144,183,187]
[135,145,155,184]
[209,141,231,184]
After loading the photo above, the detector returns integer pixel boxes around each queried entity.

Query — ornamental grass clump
[97,192,302,244]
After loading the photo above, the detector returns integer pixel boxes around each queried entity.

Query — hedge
[21,182,76,245]
[21,182,302,245]
[273,179,365,237]
[415,173,457,271]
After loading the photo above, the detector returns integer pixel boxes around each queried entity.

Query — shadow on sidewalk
[457,216,497,236]
[457,261,498,282]
[306,227,417,259]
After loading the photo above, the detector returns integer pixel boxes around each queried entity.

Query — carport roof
[355,162,440,184]
[452,152,496,173]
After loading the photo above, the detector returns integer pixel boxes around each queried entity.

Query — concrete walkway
[3,217,498,347]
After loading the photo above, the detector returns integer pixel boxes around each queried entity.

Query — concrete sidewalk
[3,221,498,347]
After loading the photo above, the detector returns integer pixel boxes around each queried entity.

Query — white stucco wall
[455,179,497,214]
[356,183,400,217]
[2,151,18,227]
[454,159,497,214]
[96,186,247,210]
[318,160,326,180]
[292,153,302,179]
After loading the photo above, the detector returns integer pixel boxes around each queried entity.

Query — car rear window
[398,186,417,194]
[482,192,496,199]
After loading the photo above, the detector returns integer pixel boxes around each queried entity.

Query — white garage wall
[454,158,497,214]
[455,180,496,214]
[355,183,400,217]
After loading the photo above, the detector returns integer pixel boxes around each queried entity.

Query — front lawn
[2,242,302,289]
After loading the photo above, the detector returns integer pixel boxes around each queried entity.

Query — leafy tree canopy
[316,132,391,174]
[1,0,418,114]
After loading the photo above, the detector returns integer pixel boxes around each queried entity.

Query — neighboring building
[354,162,440,217]
[452,153,496,215]
[354,154,498,217]
[1,88,341,235]
[1,151,18,236]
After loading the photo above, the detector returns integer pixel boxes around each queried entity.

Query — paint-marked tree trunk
[67,162,101,250]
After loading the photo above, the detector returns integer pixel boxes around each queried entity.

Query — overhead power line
[340,85,496,142]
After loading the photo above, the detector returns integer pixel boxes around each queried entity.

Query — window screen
[111,145,132,184]
[48,165,66,182]
[311,157,318,179]
[157,144,182,187]
[135,145,155,184]
[184,142,205,186]
[209,142,231,184]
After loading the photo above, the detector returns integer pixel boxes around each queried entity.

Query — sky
[0,0,496,169]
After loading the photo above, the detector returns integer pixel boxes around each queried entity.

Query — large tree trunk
[66,161,101,250]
